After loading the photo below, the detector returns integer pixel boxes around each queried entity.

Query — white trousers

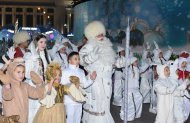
[113,79,123,106]
[173,98,184,123]
[140,77,151,103]
[184,96,190,121]
[120,90,143,121]
[65,104,82,123]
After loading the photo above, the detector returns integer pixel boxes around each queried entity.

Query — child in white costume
[80,21,115,123]
[153,41,173,65]
[154,65,185,123]
[120,57,143,121]
[61,52,96,123]
[24,34,51,123]
[52,43,68,70]
[177,57,190,122]
[169,59,189,123]
[140,42,153,103]
[112,46,125,106]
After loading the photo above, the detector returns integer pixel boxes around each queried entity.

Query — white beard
[88,37,116,66]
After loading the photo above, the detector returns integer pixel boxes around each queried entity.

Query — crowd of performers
[0,20,189,123]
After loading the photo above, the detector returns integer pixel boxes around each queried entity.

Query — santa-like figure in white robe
[79,21,116,123]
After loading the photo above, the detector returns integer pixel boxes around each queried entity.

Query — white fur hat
[157,64,168,79]
[84,21,106,40]
[62,38,70,44]
[57,44,66,51]
[13,31,30,46]
[169,59,179,79]
[117,46,125,53]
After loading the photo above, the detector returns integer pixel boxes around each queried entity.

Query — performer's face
[14,65,25,82]
[95,33,104,41]
[59,47,66,54]
[69,55,80,67]
[37,38,47,51]
[19,40,29,48]
[164,66,170,77]
[119,50,125,57]
[132,60,138,67]
[159,52,163,58]
[181,61,187,69]
[54,70,61,83]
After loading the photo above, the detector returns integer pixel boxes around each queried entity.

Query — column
[2,7,5,26]
[23,8,26,27]
[33,7,37,26]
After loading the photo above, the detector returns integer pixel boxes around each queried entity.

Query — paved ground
[111,103,156,123]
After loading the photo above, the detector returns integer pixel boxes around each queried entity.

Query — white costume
[140,43,153,103]
[140,61,152,103]
[149,64,158,114]
[112,46,125,106]
[178,57,190,121]
[61,64,93,123]
[52,44,68,70]
[79,21,115,123]
[153,41,172,65]
[120,57,143,121]
[169,59,188,123]
[154,65,185,123]
[24,42,51,123]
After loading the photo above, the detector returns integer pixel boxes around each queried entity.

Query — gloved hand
[93,46,102,54]
[30,71,43,85]
[146,42,151,50]
[167,85,177,94]
[7,46,16,59]
[89,46,102,61]
[178,81,187,90]
[168,45,173,52]
[56,34,63,43]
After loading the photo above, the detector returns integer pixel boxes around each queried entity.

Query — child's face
[164,66,170,77]
[37,38,47,51]
[54,70,61,83]
[69,55,80,66]
[132,60,138,67]
[119,50,125,57]
[59,47,66,54]
[14,66,25,82]
[181,61,187,69]
[159,52,163,58]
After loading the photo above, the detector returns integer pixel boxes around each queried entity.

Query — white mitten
[7,46,16,59]
[146,42,151,50]
[168,45,173,52]
[56,34,63,43]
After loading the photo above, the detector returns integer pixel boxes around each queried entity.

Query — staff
[124,17,130,123]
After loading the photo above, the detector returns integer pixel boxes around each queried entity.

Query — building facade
[0,0,73,34]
